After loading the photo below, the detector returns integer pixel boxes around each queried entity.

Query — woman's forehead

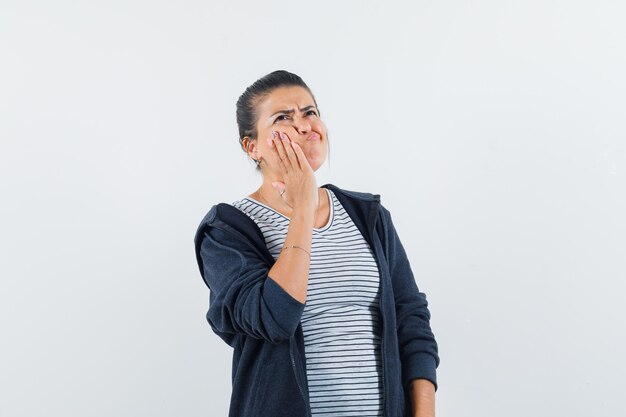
[259,86,315,113]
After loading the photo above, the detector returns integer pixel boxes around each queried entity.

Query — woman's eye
[274,110,317,123]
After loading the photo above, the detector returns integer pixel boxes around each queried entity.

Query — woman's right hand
[267,130,318,212]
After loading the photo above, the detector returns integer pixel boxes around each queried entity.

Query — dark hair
[236,70,323,172]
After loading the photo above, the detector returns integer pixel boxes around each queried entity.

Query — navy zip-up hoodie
[194,183,440,417]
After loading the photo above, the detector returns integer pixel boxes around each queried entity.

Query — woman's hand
[266,130,318,212]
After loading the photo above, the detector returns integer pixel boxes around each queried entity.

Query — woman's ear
[242,136,257,159]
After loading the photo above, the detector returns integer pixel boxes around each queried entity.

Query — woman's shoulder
[196,200,251,228]
[193,199,266,256]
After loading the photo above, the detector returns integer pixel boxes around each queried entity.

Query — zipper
[379,270,387,417]
[290,335,312,417]
[368,199,387,417]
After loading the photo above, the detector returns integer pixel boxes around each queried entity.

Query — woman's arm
[410,378,436,417]
[196,203,313,344]
[266,205,315,304]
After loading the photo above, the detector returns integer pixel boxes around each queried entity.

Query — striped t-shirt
[231,188,384,416]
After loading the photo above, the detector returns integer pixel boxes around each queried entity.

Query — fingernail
[280,132,286,140]
[271,131,276,139]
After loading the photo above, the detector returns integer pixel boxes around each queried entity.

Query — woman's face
[246,86,328,174]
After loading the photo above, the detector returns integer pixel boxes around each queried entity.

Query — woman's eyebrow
[269,105,317,118]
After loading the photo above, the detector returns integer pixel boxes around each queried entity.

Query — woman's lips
[307,133,320,141]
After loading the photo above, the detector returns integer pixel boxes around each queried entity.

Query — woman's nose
[292,116,311,134]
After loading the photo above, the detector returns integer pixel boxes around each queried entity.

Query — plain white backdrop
[1,1,625,416]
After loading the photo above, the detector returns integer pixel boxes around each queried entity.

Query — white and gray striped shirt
[231,188,384,417]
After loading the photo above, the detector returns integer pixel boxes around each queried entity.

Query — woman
[193,70,440,417]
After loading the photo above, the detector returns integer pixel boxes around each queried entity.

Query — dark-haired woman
[194,70,440,417]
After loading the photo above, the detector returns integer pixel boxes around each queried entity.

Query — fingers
[269,131,288,171]
[289,139,312,173]
[279,132,301,170]
[271,131,296,171]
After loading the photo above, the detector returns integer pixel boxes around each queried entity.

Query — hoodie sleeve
[197,225,306,345]
[379,204,440,392]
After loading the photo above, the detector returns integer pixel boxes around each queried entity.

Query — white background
[1,1,625,416]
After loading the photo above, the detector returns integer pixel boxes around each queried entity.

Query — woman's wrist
[281,244,311,258]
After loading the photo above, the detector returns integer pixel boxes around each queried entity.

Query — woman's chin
[307,155,326,171]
